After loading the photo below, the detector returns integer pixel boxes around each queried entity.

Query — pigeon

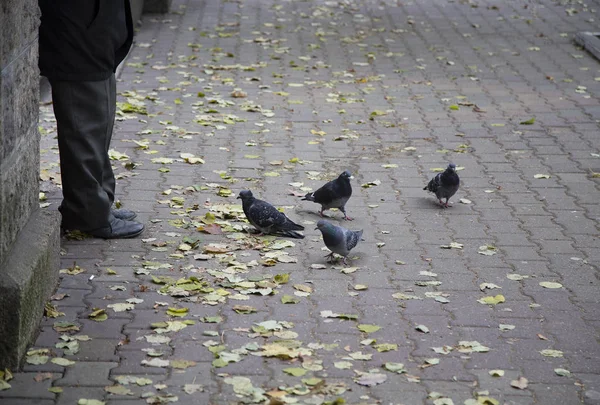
[423,163,460,208]
[302,170,353,220]
[237,190,305,239]
[315,220,363,265]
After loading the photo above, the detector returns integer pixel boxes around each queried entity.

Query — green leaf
[88,308,108,322]
[281,295,299,304]
[274,273,290,284]
[478,294,505,305]
[283,367,307,377]
[383,362,406,374]
[166,307,189,317]
[357,324,381,333]
[374,343,397,352]
[520,117,535,125]
[449,104,459,110]
[302,377,322,386]
[540,349,563,357]
[170,359,197,369]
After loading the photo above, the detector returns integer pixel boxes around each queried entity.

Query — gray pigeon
[315,219,363,265]
[423,163,460,208]
[302,170,353,220]
[237,190,305,239]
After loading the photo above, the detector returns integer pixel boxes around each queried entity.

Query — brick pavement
[3,0,599,404]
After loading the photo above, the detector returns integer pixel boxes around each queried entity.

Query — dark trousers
[50,74,116,231]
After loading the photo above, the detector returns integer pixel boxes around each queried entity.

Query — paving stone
[55,387,106,405]
[0,372,58,399]
[54,361,117,387]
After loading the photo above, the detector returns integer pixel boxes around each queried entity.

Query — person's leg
[103,74,116,205]
[51,77,113,231]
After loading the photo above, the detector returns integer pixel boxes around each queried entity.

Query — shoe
[88,218,145,239]
[112,208,137,221]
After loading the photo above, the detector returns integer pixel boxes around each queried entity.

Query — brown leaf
[50,293,68,301]
[34,372,53,382]
[537,333,548,341]
[198,223,222,235]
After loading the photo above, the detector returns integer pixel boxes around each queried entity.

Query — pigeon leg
[324,252,335,263]
[445,198,450,208]
[319,208,325,217]
[340,207,353,221]
[342,256,348,265]
[438,199,445,208]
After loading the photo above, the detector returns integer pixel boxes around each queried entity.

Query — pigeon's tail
[301,192,315,202]
[424,178,437,193]
[284,219,305,231]
[281,230,305,239]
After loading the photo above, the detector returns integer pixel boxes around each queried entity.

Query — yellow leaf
[477,294,505,305]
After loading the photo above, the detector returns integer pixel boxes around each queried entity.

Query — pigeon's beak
[236,195,241,199]
[314,227,319,230]
[349,175,355,179]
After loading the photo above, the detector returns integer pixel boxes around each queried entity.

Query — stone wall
[0,0,41,263]
[0,0,61,369]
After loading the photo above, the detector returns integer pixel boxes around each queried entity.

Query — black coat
[39,0,133,81]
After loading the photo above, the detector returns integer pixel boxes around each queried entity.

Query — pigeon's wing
[313,177,352,208]
[345,229,363,252]
[246,199,285,231]
[425,173,442,192]
[311,179,338,205]
[249,199,304,233]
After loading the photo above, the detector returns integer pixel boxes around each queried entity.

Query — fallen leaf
[354,373,387,386]
[51,358,75,366]
[104,385,134,396]
[520,117,535,125]
[374,343,398,352]
[357,324,381,333]
[554,368,571,377]
[539,281,563,289]
[489,369,505,377]
[478,245,498,256]
[170,359,197,369]
[383,362,407,374]
[507,274,528,281]
[510,376,528,389]
[88,308,108,322]
[534,174,551,179]
[77,400,105,405]
[415,324,430,333]
[283,367,307,377]
[540,349,563,358]
[478,294,505,305]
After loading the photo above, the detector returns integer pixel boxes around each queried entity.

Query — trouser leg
[103,74,116,205]
[50,75,117,231]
